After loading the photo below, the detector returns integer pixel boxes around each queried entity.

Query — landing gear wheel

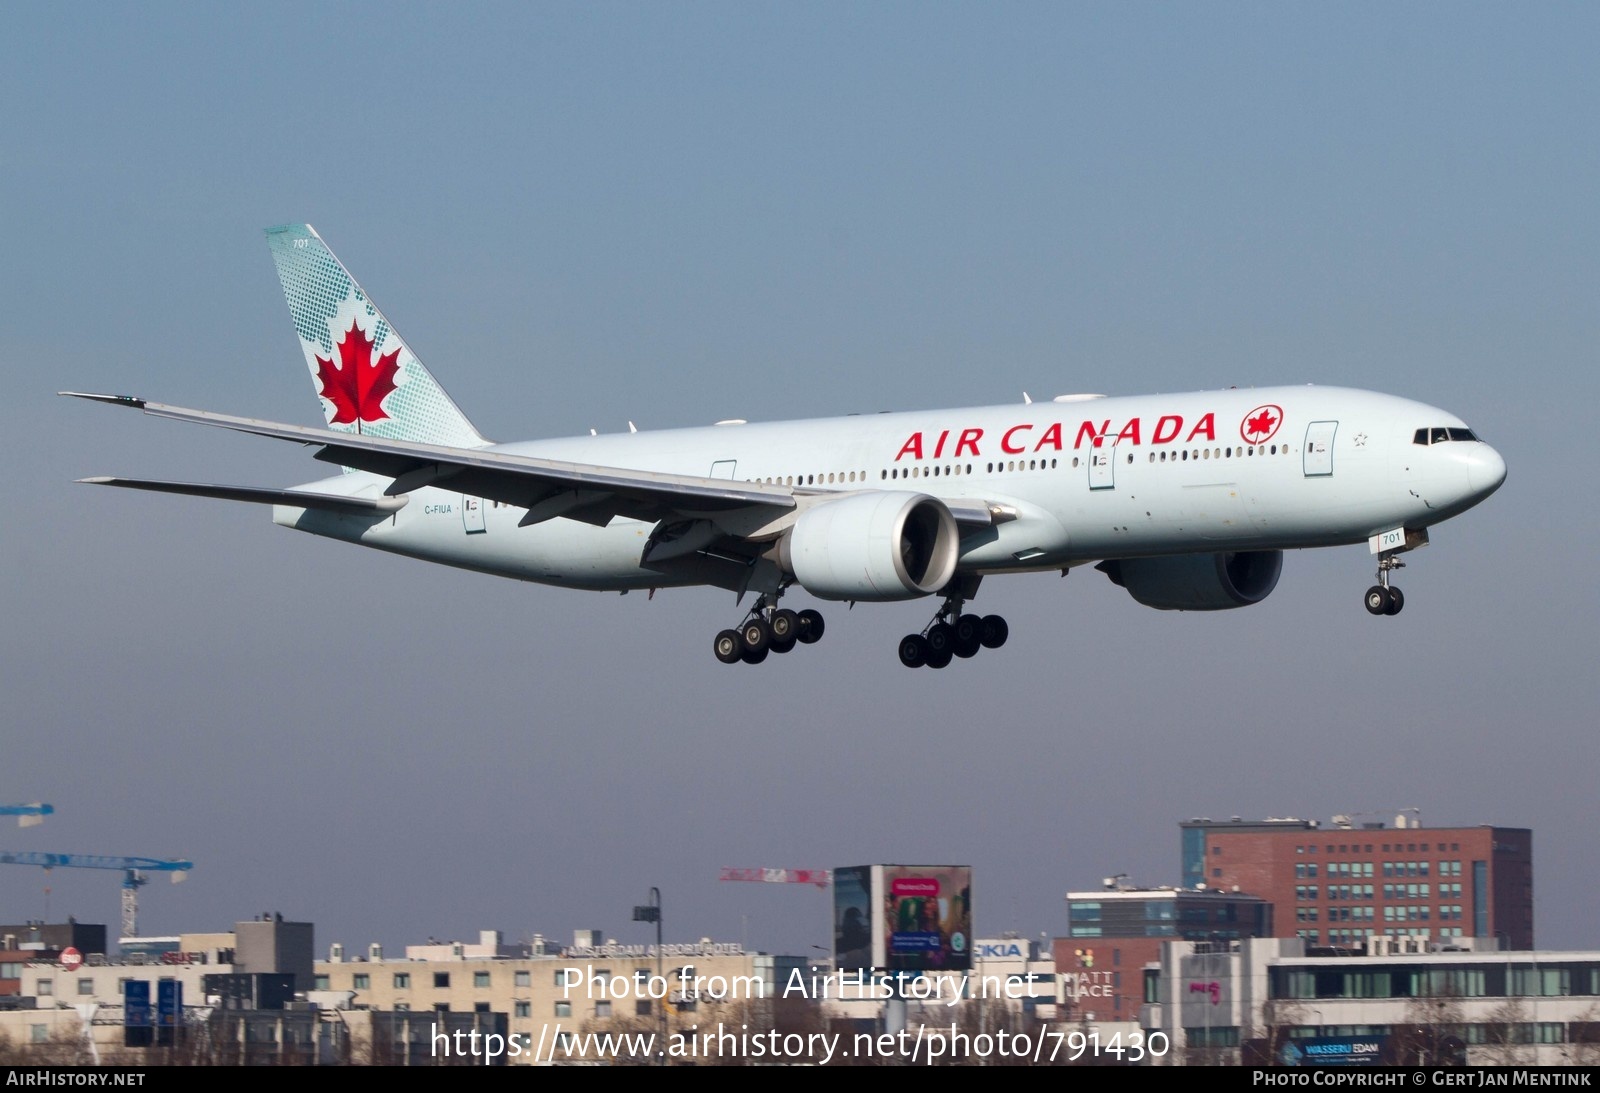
[714,629,743,664]
[796,609,825,644]
[1383,586,1405,616]
[953,614,983,658]
[979,614,1009,649]
[1364,586,1390,616]
[740,644,769,664]
[898,634,928,668]
[769,609,800,652]
[770,609,799,643]
[740,617,772,654]
[926,622,955,660]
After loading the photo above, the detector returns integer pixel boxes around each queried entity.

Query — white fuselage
[274,385,1506,592]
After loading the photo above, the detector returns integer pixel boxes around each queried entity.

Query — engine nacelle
[777,492,959,601]
[1096,550,1282,611]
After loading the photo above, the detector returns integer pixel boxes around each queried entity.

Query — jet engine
[1096,550,1282,610]
[777,492,959,601]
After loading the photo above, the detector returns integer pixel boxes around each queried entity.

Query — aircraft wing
[76,477,410,515]
[64,394,1009,532]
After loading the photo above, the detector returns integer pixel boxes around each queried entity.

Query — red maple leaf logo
[315,320,400,427]
[1241,405,1282,443]
[1245,409,1276,438]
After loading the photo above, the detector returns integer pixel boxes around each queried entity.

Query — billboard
[1280,1036,1387,1066]
[156,979,183,1046]
[834,864,972,973]
[123,980,152,1048]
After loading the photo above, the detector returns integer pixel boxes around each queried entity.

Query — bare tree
[1393,984,1467,1066]
[0,1024,96,1066]
[1479,996,1532,1066]
[1242,996,1308,1065]
[1564,1003,1600,1066]
[694,995,836,1066]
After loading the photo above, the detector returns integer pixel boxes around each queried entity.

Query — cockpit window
[1414,426,1481,446]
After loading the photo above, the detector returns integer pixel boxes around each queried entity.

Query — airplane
[65,224,1507,668]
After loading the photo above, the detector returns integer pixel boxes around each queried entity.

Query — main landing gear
[898,594,1008,669]
[714,595,825,665]
[1364,551,1406,617]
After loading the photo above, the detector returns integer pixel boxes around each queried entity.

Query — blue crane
[0,803,54,828]
[0,851,193,939]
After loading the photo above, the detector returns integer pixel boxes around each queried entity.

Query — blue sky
[3,3,1596,956]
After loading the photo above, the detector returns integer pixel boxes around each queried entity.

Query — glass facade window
[1473,861,1490,938]
[1186,1027,1240,1047]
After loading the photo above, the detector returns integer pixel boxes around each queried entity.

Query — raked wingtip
[59,391,147,409]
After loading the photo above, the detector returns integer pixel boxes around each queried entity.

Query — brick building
[1057,886,1274,1027]
[1180,817,1532,950]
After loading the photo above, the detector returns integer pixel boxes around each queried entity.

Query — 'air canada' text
[894,413,1218,461]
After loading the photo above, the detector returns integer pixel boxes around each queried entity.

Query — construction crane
[0,852,193,938]
[0,803,54,828]
[719,867,832,889]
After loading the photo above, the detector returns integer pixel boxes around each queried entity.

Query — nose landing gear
[1364,552,1406,616]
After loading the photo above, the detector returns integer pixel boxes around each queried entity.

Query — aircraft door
[462,495,486,533]
[1303,422,1337,477]
[710,460,737,479]
[1089,440,1115,490]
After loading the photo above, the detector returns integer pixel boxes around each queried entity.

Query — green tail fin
[266,224,487,448]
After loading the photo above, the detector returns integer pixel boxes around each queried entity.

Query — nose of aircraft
[1466,443,1508,500]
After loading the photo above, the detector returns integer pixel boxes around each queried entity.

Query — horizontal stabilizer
[77,477,408,515]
